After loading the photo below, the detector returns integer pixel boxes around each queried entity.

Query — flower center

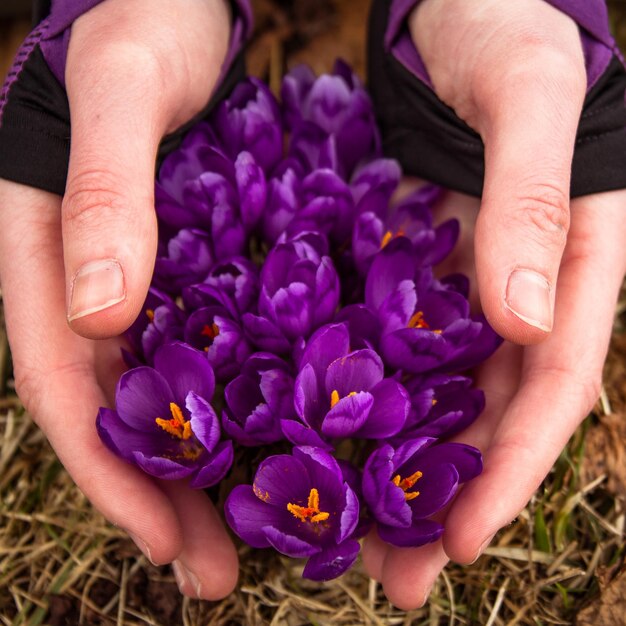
[287,488,330,523]
[392,470,423,501]
[155,402,193,440]
[408,311,442,334]
[330,389,358,409]
[200,322,220,352]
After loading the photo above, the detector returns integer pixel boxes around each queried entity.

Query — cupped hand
[0,0,238,599]
[362,0,626,609]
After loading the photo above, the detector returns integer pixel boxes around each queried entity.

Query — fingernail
[68,258,125,321]
[471,533,496,564]
[127,532,156,566]
[172,559,202,598]
[505,269,552,332]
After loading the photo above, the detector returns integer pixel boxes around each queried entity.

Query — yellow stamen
[330,390,358,409]
[392,470,423,501]
[155,402,193,440]
[287,488,330,523]
[146,308,155,322]
[380,229,406,249]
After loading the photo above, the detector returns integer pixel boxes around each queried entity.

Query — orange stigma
[155,403,193,440]
[201,322,220,341]
[287,488,330,523]
[392,470,423,501]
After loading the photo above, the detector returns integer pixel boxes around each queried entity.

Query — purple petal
[189,440,233,488]
[377,519,444,547]
[324,349,384,397]
[253,454,311,508]
[321,391,373,438]
[186,391,220,452]
[224,485,282,548]
[153,342,215,404]
[302,540,360,581]
[115,367,172,430]
[263,526,320,558]
[356,379,409,438]
[132,451,195,480]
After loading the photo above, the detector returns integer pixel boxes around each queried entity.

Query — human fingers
[411,0,586,343]
[0,180,183,565]
[442,190,626,564]
[161,482,239,600]
[62,0,230,338]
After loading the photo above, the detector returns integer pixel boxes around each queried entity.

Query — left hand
[361,0,626,608]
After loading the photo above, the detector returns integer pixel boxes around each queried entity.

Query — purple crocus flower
[262,162,303,246]
[363,438,482,547]
[282,323,410,447]
[124,288,186,366]
[225,446,360,581]
[184,305,251,383]
[243,233,340,353]
[183,257,260,321]
[157,136,266,243]
[353,185,458,276]
[207,77,283,174]
[283,60,380,178]
[397,374,485,440]
[222,353,294,446]
[97,342,233,489]
[153,228,214,293]
[365,237,502,373]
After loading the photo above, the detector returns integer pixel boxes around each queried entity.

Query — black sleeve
[367,0,626,199]
[0,9,246,196]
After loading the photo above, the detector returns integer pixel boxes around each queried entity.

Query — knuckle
[63,169,127,227]
[512,183,570,248]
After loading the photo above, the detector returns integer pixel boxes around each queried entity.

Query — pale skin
[0,0,624,608]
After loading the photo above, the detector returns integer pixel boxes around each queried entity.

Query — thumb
[61,1,229,339]
[410,0,588,344]
[473,47,586,344]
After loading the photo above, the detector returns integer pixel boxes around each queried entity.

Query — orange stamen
[330,389,358,409]
[408,311,442,334]
[287,488,330,523]
[146,308,155,322]
[392,470,423,501]
[155,402,193,440]
[380,229,406,249]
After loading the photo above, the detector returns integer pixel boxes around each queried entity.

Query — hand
[0,0,238,599]
[361,0,626,609]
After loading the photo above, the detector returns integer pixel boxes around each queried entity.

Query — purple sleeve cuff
[39,0,253,87]
[387,0,620,92]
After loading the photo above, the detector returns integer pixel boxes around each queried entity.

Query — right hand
[0,0,239,599]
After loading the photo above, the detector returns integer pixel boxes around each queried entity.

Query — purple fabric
[38,0,253,87]
[387,0,618,91]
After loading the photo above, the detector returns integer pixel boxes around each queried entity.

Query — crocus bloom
[225,446,360,581]
[222,353,294,446]
[184,305,251,383]
[365,237,502,373]
[363,438,482,547]
[243,233,340,353]
[283,323,410,447]
[352,186,458,276]
[283,60,380,178]
[183,257,260,321]
[125,288,186,366]
[97,342,233,489]
[262,162,303,246]
[153,228,214,293]
[397,374,485,440]
[208,77,283,174]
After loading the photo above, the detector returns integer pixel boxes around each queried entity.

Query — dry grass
[1,2,626,624]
